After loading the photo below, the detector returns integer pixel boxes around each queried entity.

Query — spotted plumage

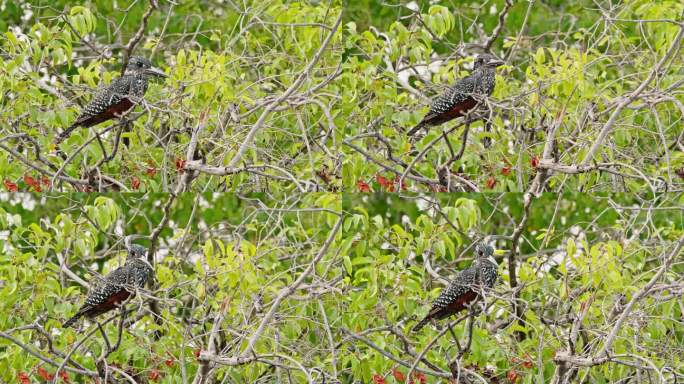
[56,56,167,143]
[62,244,154,328]
[407,54,504,136]
[412,243,498,332]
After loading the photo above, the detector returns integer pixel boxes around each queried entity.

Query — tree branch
[580,23,684,167]
[199,215,342,365]
[121,0,158,73]
[224,12,341,169]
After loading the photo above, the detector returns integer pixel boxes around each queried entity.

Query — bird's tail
[406,121,426,136]
[412,316,430,332]
[62,309,85,328]
[55,123,79,144]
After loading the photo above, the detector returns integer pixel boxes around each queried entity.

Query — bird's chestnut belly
[443,98,478,119]
[106,98,135,117]
[91,289,132,315]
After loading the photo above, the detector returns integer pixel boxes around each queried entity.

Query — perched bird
[56,56,167,143]
[407,54,504,136]
[412,243,498,332]
[63,244,153,328]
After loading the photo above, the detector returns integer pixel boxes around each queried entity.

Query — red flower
[37,367,54,380]
[371,374,387,384]
[412,372,427,384]
[59,370,70,383]
[486,176,496,189]
[375,174,394,192]
[4,179,18,192]
[131,176,141,190]
[530,156,539,169]
[392,368,405,381]
[149,369,160,381]
[146,167,157,177]
[175,158,186,174]
[521,353,534,369]
[507,369,519,383]
[357,179,371,192]
[165,353,175,367]
[194,349,201,358]
[501,166,511,176]
[17,372,30,384]
[41,176,51,187]
[24,175,42,192]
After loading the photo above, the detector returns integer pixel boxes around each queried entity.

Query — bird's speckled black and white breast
[130,73,149,98]
[474,68,497,96]
[478,258,498,288]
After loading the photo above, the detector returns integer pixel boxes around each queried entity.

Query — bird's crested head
[474,242,497,265]
[474,54,505,69]
[127,244,147,259]
[126,56,167,78]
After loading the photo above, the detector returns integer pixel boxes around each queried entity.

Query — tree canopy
[1,0,683,383]
[342,0,684,193]
[1,193,682,382]
[1,0,342,193]
[0,193,342,382]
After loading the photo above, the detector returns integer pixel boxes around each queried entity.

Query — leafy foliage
[0,192,682,382]
[340,193,684,382]
[341,0,684,192]
[2,0,684,383]
[1,0,342,193]
[0,193,341,382]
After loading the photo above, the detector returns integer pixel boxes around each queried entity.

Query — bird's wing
[81,267,127,308]
[423,75,477,120]
[428,266,477,313]
[74,76,130,122]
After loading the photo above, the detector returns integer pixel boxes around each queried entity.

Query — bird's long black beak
[489,59,505,67]
[145,66,168,78]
